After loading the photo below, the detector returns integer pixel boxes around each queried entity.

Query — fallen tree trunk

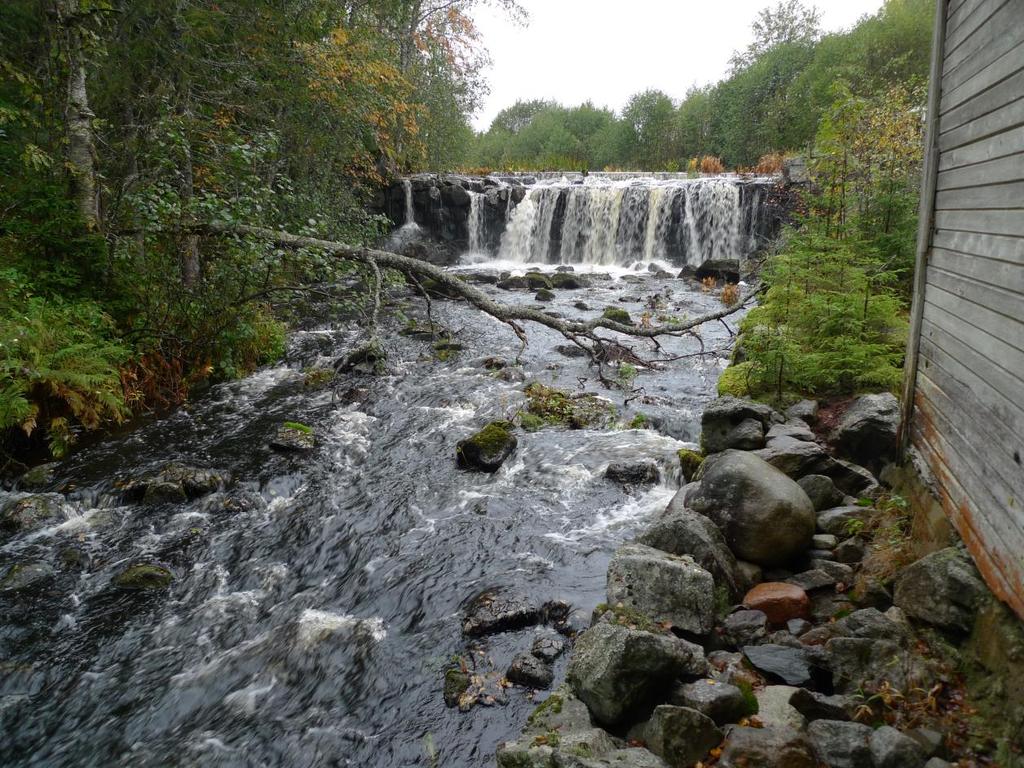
[205,222,758,353]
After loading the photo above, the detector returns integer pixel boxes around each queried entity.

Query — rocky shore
[458,393,1018,768]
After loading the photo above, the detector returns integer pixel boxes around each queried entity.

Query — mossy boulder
[271,422,316,452]
[497,275,529,290]
[456,421,517,472]
[122,462,232,504]
[550,272,589,290]
[113,563,174,591]
[17,462,60,490]
[0,562,56,594]
[717,362,755,398]
[601,307,633,325]
[443,668,471,708]
[524,272,552,290]
[677,448,704,482]
[523,383,616,429]
[0,494,64,540]
[535,288,555,302]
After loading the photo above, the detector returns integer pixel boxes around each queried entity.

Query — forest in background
[467,0,933,171]
[0,0,931,464]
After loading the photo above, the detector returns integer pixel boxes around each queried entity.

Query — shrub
[754,152,785,174]
[699,155,725,174]
[721,283,741,306]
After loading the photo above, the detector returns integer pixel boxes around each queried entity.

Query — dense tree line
[0,0,516,460]
[468,0,933,170]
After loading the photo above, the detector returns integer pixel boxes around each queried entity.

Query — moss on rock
[601,307,633,325]
[535,288,555,302]
[456,421,517,472]
[677,448,704,482]
[524,272,552,290]
[717,362,755,398]
[113,563,174,590]
[523,383,616,430]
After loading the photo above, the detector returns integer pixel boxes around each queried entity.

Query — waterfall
[497,177,747,267]
[467,192,485,253]
[403,179,416,227]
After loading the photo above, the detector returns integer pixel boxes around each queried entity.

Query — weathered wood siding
[903,0,1024,619]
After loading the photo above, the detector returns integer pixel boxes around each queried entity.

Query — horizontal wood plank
[935,151,1024,190]
[934,178,1024,210]
[939,94,1024,151]
[932,228,1024,262]
[942,38,1024,113]
[937,124,1024,170]
[943,2,1024,79]
[945,0,1008,54]
[922,296,1024,382]
[929,247,1024,291]
[934,208,1024,237]
[940,67,1024,131]
[919,317,1024,433]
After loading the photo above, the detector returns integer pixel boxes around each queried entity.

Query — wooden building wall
[902,0,1024,619]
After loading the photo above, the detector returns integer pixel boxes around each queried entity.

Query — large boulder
[122,462,232,504]
[637,495,741,599]
[670,679,751,726]
[0,562,56,594]
[893,547,987,633]
[700,397,775,453]
[627,705,722,766]
[0,493,65,540]
[462,590,541,636]
[718,726,817,768]
[684,450,815,567]
[567,622,706,726]
[456,421,517,472]
[831,393,900,470]
[606,544,715,635]
[807,720,874,768]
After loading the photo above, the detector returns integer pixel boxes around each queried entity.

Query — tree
[621,89,677,169]
[730,0,821,71]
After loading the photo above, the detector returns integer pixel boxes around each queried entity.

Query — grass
[283,421,312,434]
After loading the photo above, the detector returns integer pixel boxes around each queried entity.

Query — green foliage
[282,421,312,434]
[469,0,933,170]
[524,383,616,429]
[0,273,130,457]
[728,80,920,401]
[677,448,704,482]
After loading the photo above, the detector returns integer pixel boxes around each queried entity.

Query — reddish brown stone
[742,582,811,625]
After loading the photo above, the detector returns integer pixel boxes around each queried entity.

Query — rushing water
[1,199,750,767]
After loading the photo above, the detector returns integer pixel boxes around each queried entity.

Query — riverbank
[492,392,1023,767]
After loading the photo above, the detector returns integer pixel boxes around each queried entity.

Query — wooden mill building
[901,0,1024,619]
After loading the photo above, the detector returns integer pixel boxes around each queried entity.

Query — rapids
[1,190,754,766]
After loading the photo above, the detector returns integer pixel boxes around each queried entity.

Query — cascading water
[403,178,416,227]
[467,191,485,253]
[497,177,747,268]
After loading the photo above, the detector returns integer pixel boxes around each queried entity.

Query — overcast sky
[470,0,887,131]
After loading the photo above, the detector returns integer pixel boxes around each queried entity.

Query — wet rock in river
[549,272,588,289]
[742,582,811,625]
[567,621,707,726]
[270,424,316,453]
[530,631,567,662]
[604,461,659,486]
[16,462,60,490]
[443,668,470,708]
[455,421,517,473]
[0,493,64,539]
[601,306,633,325]
[0,562,56,594]
[627,705,722,767]
[554,343,588,358]
[534,288,555,302]
[718,725,817,768]
[606,543,715,635]
[113,563,174,590]
[506,653,553,689]
[462,590,541,636]
[496,275,529,290]
[684,450,815,567]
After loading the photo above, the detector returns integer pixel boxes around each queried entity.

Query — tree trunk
[56,0,100,229]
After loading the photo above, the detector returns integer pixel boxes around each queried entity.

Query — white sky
[470,0,888,130]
